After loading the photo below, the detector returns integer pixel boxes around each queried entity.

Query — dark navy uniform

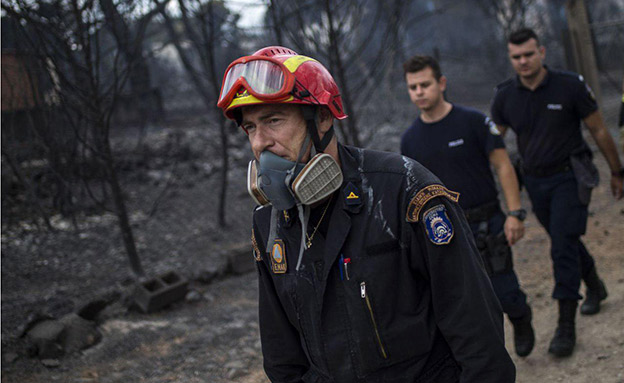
[491,68,599,301]
[251,144,515,383]
[401,104,529,319]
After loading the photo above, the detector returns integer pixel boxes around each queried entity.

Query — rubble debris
[26,320,65,359]
[25,313,101,360]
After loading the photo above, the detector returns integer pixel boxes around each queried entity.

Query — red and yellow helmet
[217,46,347,125]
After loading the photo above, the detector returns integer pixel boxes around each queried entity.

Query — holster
[484,232,513,275]
[569,145,599,205]
[474,222,512,276]
[466,202,512,276]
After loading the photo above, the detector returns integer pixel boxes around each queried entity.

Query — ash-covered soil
[2,117,623,383]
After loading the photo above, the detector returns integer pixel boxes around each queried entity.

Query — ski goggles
[217,56,297,110]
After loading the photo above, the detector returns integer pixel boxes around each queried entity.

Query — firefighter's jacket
[251,143,515,383]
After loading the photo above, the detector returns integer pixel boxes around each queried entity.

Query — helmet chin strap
[301,105,334,154]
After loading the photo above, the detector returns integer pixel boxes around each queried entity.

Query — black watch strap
[508,208,527,221]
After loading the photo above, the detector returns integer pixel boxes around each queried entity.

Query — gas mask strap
[295,203,310,272]
[266,208,280,255]
[295,133,311,165]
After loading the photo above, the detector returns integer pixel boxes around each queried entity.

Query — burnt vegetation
[1,0,623,378]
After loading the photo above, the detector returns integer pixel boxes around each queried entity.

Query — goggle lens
[219,60,286,102]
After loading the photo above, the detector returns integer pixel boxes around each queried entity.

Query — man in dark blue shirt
[491,28,623,358]
[401,55,534,357]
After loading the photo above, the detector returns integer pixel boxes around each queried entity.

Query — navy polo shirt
[490,67,598,173]
[401,104,504,210]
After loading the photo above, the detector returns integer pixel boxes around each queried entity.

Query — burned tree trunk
[100,125,144,277]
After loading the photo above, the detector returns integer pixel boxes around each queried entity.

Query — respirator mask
[247,151,343,210]
[247,132,343,271]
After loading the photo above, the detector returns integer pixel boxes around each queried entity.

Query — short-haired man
[218,46,516,382]
[401,55,534,357]
[491,28,623,357]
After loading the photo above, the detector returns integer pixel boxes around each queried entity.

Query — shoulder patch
[486,116,500,135]
[423,204,454,245]
[406,184,460,222]
[584,82,595,100]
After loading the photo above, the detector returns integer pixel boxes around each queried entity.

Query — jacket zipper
[360,282,388,359]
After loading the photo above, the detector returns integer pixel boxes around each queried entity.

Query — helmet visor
[218,59,288,103]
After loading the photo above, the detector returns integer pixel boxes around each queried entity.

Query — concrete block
[133,271,188,313]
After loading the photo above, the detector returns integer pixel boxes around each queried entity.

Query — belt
[524,161,571,177]
[463,201,500,223]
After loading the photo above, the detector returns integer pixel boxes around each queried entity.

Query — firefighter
[217,46,515,382]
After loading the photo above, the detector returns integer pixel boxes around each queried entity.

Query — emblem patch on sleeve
[406,184,460,222]
[270,239,287,274]
[486,117,501,135]
[423,205,454,245]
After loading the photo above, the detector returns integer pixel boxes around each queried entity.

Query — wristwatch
[508,208,527,221]
[611,168,624,178]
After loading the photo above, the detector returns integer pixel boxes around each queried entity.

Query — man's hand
[611,175,623,200]
[504,216,524,245]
